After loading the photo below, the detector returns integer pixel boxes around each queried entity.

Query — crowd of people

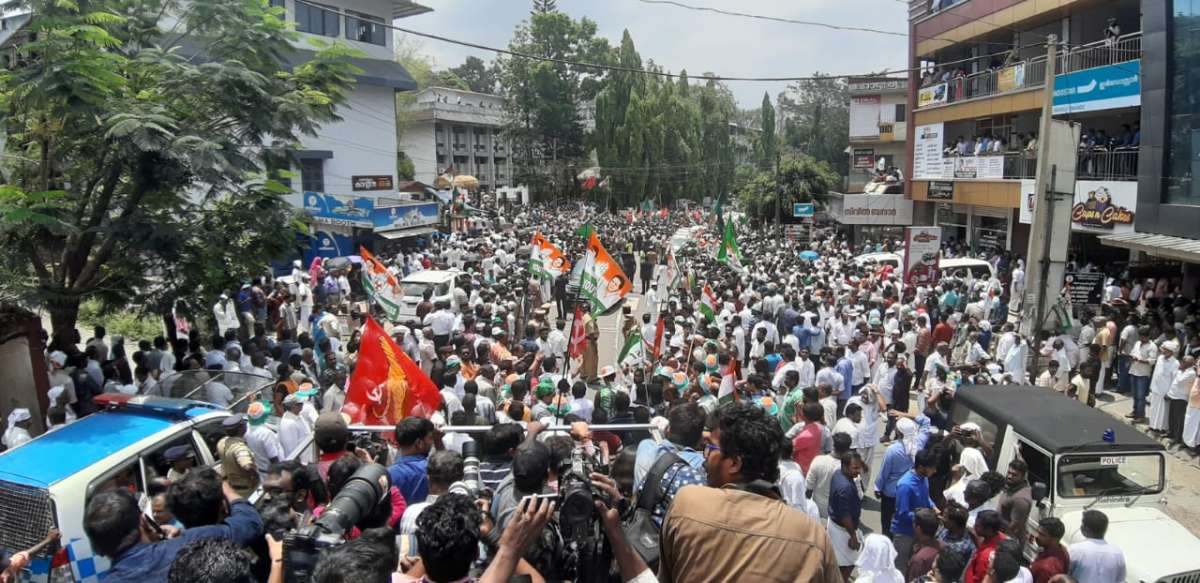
[5,201,1199,583]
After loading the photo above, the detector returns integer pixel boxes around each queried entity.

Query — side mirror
[1032,481,1048,503]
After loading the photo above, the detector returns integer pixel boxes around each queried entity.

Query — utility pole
[774,149,782,235]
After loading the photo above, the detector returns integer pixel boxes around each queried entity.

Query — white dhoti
[1184,406,1200,448]
[299,305,312,334]
[827,519,862,567]
[1096,363,1109,394]
[1149,392,1170,431]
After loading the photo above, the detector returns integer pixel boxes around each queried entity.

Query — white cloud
[397,0,908,107]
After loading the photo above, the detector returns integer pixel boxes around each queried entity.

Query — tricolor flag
[619,330,645,368]
[342,318,442,425]
[699,284,718,322]
[528,232,571,281]
[715,219,745,274]
[660,247,680,291]
[717,355,740,405]
[578,232,632,316]
[359,246,402,322]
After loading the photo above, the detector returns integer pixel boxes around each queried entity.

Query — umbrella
[433,175,452,189]
[452,175,479,191]
[799,250,820,261]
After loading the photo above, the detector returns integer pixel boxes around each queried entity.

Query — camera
[449,439,484,499]
[283,463,390,583]
[555,444,612,583]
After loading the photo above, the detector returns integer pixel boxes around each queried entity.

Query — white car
[397,269,461,321]
[853,252,996,280]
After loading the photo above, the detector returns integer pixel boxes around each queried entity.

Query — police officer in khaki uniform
[216,414,259,497]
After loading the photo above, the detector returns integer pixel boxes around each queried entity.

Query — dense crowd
[3,201,1197,583]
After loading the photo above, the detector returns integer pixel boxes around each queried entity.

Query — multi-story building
[848,76,910,191]
[905,0,1142,262]
[398,87,514,192]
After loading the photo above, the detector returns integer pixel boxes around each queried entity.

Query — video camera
[555,444,612,583]
[282,463,391,583]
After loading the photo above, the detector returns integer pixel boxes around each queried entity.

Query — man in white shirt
[423,300,457,347]
[1148,341,1179,433]
[296,274,314,335]
[1168,355,1197,443]
[213,294,240,337]
[1068,510,1127,583]
[278,394,314,464]
[850,342,870,392]
[244,402,283,479]
[1129,327,1157,423]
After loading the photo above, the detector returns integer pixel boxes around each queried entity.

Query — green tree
[779,74,850,175]
[531,0,557,14]
[759,92,777,170]
[449,56,498,94]
[736,154,837,222]
[0,0,359,341]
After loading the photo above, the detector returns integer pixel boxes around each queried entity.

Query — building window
[268,0,285,8]
[300,159,325,193]
[296,2,339,37]
[1166,2,1200,204]
[346,10,386,46]
[894,104,906,123]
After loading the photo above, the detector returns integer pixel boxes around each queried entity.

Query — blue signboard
[1053,59,1140,115]
[793,203,815,218]
[303,191,375,227]
[372,202,441,232]
[308,229,357,261]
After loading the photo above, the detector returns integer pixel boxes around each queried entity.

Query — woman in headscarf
[854,534,905,583]
[2,408,33,450]
[944,423,990,507]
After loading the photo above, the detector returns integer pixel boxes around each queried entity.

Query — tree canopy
[779,74,850,176]
[0,0,360,340]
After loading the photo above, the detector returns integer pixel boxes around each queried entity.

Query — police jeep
[0,370,273,583]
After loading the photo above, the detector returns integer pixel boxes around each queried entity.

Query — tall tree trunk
[47,295,81,348]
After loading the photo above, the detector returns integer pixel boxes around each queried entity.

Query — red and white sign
[903,226,942,286]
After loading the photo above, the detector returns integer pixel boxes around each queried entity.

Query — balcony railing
[920,32,1141,109]
[938,150,1139,181]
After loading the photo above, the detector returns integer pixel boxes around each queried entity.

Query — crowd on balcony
[943,133,1039,158]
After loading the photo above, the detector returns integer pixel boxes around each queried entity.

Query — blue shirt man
[89,487,262,583]
[835,356,855,401]
[828,464,862,530]
[889,449,938,570]
[388,416,436,504]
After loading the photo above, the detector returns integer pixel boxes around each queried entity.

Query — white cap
[49,351,67,367]
[7,408,31,425]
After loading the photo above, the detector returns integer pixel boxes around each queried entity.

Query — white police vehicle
[0,393,243,582]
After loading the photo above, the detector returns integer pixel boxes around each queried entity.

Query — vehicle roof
[401,269,460,283]
[0,404,213,488]
[955,385,1163,454]
[940,257,992,267]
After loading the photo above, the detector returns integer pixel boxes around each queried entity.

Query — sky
[396,0,910,108]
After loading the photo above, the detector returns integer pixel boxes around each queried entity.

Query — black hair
[571,381,588,399]
[914,449,937,470]
[512,440,551,494]
[666,402,705,448]
[942,501,968,529]
[832,432,852,454]
[935,547,968,583]
[1008,458,1028,474]
[427,450,465,487]
[991,545,1020,581]
[545,435,574,475]
[914,507,939,536]
[975,509,1006,535]
[980,470,1006,497]
[394,416,434,447]
[714,402,783,483]
[326,453,364,497]
[802,401,823,422]
[83,489,142,558]
[1081,509,1109,539]
[844,402,862,417]
[257,498,298,540]
[483,423,524,458]
[312,529,397,583]
[167,467,224,528]
[414,494,480,583]
[1039,516,1065,540]
[613,391,630,413]
[167,538,255,583]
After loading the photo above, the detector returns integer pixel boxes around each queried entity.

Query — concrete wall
[398,119,438,184]
[279,0,397,61]
[0,334,45,435]
[301,84,399,197]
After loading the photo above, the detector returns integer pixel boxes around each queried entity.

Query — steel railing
[922,32,1141,108]
[1078,148,1140,181]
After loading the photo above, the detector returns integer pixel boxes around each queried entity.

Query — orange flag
[342,317,442,427]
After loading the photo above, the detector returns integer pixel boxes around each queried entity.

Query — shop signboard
[1019,180,1136,235]
[834,194,913,225]
[903,226,942,286]
[372,202,441,231]
[309,227,357,260]
[913,123,945,179]
[918,83,948,108]
[303,191,375,228]
[996,63,1025,93]
[852,148,876,169]
[928,181,955,200]
[352,175,395,191]
[950,156,1005,180]
[1052,59,1141,115]
[792,203,815,218]
[1065,271,1105,307]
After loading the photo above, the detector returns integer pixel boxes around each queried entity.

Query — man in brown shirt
[658,402,842,583]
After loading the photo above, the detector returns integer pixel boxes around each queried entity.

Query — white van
[853,252,995,280]
[398,269,461,320]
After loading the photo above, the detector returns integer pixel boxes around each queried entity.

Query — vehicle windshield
[402,281,435,298]
[1057,453,1164,498]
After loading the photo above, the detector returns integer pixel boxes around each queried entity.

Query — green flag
[715,219,744,273]
[619,330,645,367]
[575,223,595,240]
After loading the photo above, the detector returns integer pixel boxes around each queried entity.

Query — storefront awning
[375,226,437,240]
[1098,232,1200,264]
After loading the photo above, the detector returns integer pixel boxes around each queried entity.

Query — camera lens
[315,463,388,534]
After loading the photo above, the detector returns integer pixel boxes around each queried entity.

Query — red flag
[583,176,598,190]
[569,304,588,359]
[343,318,441,426]
[652,314,666,360]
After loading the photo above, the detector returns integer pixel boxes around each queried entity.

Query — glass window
[895,104,906,123]
[346,10,386,46]
[300,158,325,193]
[269,0,285,8]
[1057,453,1164,498]
[1017,440,1053,490]
[1166,2,1200,204]
[296,2,339,37]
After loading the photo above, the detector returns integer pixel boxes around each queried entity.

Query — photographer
[83,479,262,583]
[479,423,523,492]
[399,450,467,534]
[320,455,406,534]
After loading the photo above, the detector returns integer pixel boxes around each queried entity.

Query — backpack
[622,451,684,571]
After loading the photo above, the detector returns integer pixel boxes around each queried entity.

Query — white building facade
[399,87,514,192]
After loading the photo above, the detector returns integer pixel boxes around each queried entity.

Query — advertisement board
[903,227,942,286]
[372,202,441,231]
[832,194,914,225]
[913,123,945,179]
[303,191,375,227]
[996,63,1025,93]
[950,156,1005,180]
[1053,59,1141,115]
[852,148,876,169]
[352,175,395,191]
[1018,180,1136,234]
[928,181,955,200]
[1065,271,1105,307]
[792,203,815,218]
[918,83,948,108]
